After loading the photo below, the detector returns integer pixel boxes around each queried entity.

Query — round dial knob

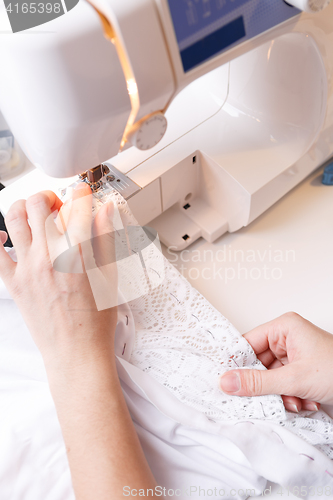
[285,0,331,12]
[129,113,167,151]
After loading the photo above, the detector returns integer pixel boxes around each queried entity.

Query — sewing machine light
[123,74,167,150]
[285,0,331,12]
[89,1,173,154]
[126,78,138,96]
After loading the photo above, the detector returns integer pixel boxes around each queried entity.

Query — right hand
[219,312,333,411]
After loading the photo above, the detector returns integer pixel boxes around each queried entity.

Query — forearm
[47,346,159,500]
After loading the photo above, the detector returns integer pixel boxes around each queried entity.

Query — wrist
[39,307,118,372]
[45,343,119,402]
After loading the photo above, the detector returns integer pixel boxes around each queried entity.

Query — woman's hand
[219,312,333,412]
[0,184,117,372]
[0,185,159,500]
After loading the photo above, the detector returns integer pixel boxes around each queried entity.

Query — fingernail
[220,372,241,393]
[303,403,319,412]
[284,403,299,413]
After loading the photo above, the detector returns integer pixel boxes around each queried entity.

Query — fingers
[231,336,320,413]
[65,183,92,246]
[43,184,92,273]
[47,184,92,272]
[82,201,118,311]
[243,317,288,356]
[243,313,306,362]
[2,187,91,275]
[92,201,115,268]
[39,191,63,213]
[26,193,56,250]
[257,349,276,367]
[93,201,114,236]
[261,358,305,412]
[243,316,290,372]
[55,200,71,235]
[282,395,303,413]
[300,400,320,412]
[243,328,271,355]
[281,395,319,413]
[5,200,32,256]
[281,395,320,413]
[45,210,70,269]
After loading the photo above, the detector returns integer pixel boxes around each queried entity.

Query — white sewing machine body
[119,20,333,250]
[0,0,332,250]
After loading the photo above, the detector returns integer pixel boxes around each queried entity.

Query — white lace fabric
[128,258,285,422]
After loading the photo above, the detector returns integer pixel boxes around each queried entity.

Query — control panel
[166,0,301,72]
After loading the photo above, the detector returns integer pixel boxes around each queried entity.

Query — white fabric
[0,192,333,499]
[109,188,333,461]
[126,255,333,461]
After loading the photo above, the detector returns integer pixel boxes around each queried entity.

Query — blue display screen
[181,15,245,72]
[166,0,300,73]
[167,0,250,46]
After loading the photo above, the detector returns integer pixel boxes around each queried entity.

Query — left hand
[0,184,118,373]
[0,186,160,500]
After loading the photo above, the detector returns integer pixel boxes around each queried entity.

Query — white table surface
[162,167,333,336]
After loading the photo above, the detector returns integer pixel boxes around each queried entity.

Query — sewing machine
[0,0,333,253]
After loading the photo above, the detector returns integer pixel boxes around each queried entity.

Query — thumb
[219,365,297,398]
